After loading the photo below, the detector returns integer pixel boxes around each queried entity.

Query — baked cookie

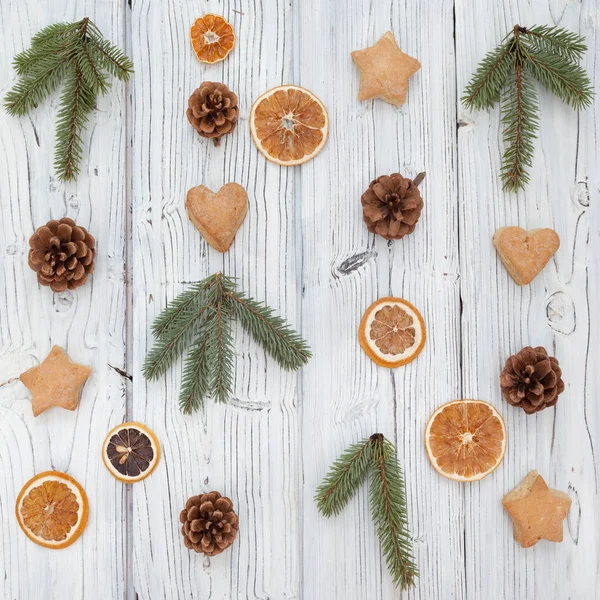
[493,226,559,285]
[351,31,420,107]
[186,183,247,253]
[502,470,571,548]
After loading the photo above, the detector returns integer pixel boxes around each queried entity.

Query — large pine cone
[361,172,425,240]
[187,82,239,146]
[500,346,565,414]
[180,491,239,556]
[28,218,96,293]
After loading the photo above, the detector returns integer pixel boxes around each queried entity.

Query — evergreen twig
[370,436,418,590]
[4,17,133,181]
[315,436,375,517]
[143,272,311,413]
[315,434,418,590]
[462,24,593,191]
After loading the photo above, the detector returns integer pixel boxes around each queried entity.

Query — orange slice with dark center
[190,14,235,64]
[425,400,507,482]
[102,421,161,483]
[16,471,88,549]
[250,85,329,166]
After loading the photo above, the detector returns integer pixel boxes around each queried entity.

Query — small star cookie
[20,346,92,417]
[351,31,421,106]
[502,470,571,548]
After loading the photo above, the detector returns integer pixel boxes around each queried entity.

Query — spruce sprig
[143,272,311,414]
[4,18,133,181]
[462,24,593,192]
[315,434,418,590]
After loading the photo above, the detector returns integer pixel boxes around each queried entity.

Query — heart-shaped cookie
[186,183,247,253]
[493,226,560,285]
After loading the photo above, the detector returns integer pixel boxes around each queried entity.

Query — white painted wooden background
[0,0,598,598]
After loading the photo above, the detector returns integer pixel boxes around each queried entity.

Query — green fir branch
[523,25,588,62]
[462,24,593,192]
[143,272,311,413]
[204,299,235,403]
[4,17,133,181]
[523,46,593,109]
[315,436,375,517]
[369,436,418,590]
[499,57,539,192]
[461,39,514,109]
[226,290,311,370]
[179,332,212,414]
[53,65,96,181]
[4,53,69,116]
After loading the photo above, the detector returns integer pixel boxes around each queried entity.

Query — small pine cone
[28,218,96,293]
[179,491,239,556]
[500,346,565,414]
[361,172,425,240]
[187,82,239,146]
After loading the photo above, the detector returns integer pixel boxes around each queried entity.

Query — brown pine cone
[361,172,425,240]
[28,218,96,293]
[180,491,239,556]
[187,82,239,146]
[500,346,565,414]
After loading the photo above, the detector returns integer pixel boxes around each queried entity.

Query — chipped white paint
[1,1,598,599]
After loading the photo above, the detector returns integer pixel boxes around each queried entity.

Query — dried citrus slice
[358,297,425,368]
[102,422,161,483]
[16,471,88,549]
[250,85,329,166]
[190,14,235,64]
[425,400,507,482]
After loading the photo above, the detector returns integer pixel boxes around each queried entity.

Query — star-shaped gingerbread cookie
[351,31,421,106]
[502,470,571,548]
[20,346,93,417]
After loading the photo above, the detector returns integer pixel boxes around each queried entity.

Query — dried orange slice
[190,14,235,64]
[102,422,161,483]
[250,85,329,166]
[16,471,88,549]
[358,297,425,368]
[425,400,507,482]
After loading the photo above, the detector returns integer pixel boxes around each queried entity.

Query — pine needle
[3,17,133,181]
[143,272,311,413]
[369,437,418,590]
[315,437,375,517]
[462,24,593,191]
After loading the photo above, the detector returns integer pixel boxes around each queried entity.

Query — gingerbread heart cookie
[186,183,247,253]
[493,226,559,286]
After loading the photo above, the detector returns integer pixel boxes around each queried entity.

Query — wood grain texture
[0,2,129,600]
[0,0,598,598]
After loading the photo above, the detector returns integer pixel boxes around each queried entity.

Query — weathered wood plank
[298,1,463,598]
[0,2,129,599]
[456,0,599,597]
[130,1,301,598]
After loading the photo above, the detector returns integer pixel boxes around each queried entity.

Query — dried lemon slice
[102,422,161,483]
[16,471,88,549]
[190,14,235,64]
[250,85,329,166]
[358,297,425,368]
[425,400,507,482]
